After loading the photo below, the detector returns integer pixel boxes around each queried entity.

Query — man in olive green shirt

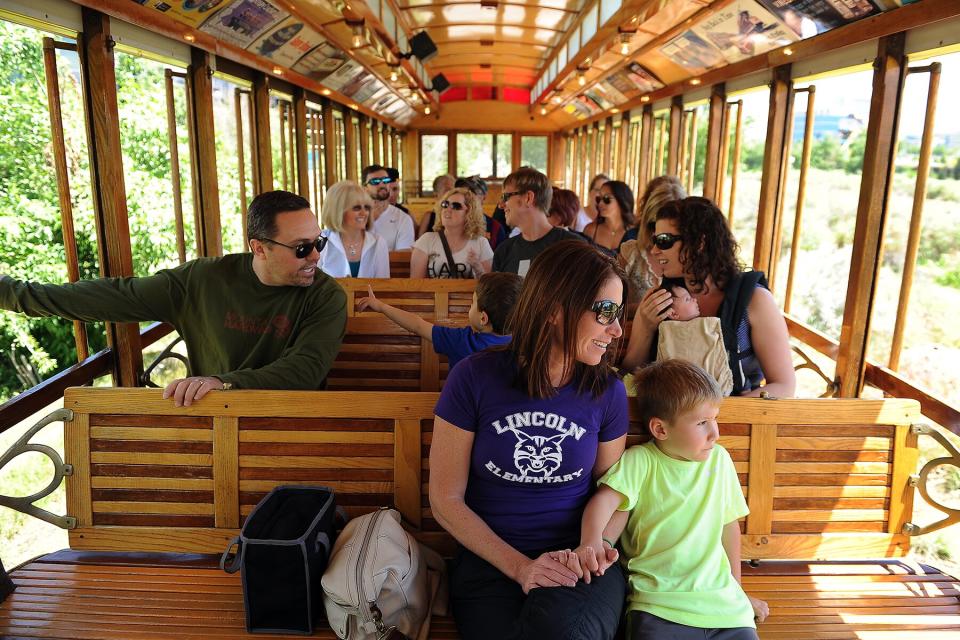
[0,191,346,407]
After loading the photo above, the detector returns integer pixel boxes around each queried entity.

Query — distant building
[793,112,865,143]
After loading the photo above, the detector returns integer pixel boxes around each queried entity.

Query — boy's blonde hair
[633,359,722,432]
[321,181,373,232]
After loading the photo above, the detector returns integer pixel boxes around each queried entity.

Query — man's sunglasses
[500,190,522,203]
[366,177,394,186]
[260,236,328,259]
[440,200,465,211]
[591,300,624,326]
[595,194,614,205]
[651,232,683,251]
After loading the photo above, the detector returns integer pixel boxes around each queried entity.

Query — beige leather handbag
[321,508,448,640]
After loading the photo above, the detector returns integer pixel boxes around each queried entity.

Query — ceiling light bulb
[322,89,332,96]
[783,47,793,56]
[352,33,363,48]
[641,95,650,103]
[390,69,398,82]
[184,33,195,43]
[690,78,701,86]
[578,72,586,86]
[620,41,630,55]
[540,106,547,116]
[272,66,283,75]
[552,95,562,104]
[425,106,431,115]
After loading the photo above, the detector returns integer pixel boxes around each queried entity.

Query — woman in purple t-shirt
[430,241,630,640]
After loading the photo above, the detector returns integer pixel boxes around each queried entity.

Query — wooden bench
[388,251,412,278]
[2,388,959,638]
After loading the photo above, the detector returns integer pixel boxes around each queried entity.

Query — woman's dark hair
[548,188,580,228]
[507,240,627,399]
[656,196,742,292]
[598,180,636,228]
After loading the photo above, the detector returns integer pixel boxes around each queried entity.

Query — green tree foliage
[0,22,225,402]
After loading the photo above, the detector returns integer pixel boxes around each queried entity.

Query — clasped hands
[514,541,619,594]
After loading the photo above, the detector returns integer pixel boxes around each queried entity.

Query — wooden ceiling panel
[428,25,562,45]
[405,6,574,31]
[397,0,583,11]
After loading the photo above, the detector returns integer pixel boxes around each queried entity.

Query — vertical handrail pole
[246,91,259,195]
[278,102,289,190]
[656,117,667,177]
[687,108,699,193]
[288,101,297,191]
[677,110,689,187]
[889,63,941,371]
[717,102,732,207]
[784,87,816,314]
[234,89,248,242]
[42,39,89,361]
[164,70,187,264]
[769,87,798,292]
[728,100,743,225]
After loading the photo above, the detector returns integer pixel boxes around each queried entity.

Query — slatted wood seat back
[389,251,411,278]
[63,389,920,563]
[337,278,476,319]
[625,398,921,560]
[63,388,438,554]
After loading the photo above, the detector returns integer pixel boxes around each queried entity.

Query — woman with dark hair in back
[430,240,629,640]
[583,180,637,254]
[621,197,795,397]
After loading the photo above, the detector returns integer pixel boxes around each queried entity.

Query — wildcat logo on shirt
[484,411,585,484]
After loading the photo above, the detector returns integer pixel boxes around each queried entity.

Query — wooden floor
[1,553,958,639]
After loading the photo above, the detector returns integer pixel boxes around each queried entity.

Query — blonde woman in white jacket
[320,181,391,278]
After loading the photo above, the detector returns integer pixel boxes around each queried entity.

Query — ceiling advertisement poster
[756,0,882,38]
[138,0,230,28]
[691,0,799,64]
[660,30,726,74]
[200,0,287,49]
[250,16,326,67]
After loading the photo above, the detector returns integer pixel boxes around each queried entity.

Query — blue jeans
[449,546,626,640]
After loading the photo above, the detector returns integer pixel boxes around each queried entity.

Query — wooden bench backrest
[389,251,412,278]
[329,278,633,392]
[63,389,919,561]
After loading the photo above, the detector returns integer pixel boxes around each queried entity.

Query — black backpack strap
[718,271,768,395]
[437,229,461,279]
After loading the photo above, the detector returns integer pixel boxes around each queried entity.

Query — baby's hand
[356,285,382,313]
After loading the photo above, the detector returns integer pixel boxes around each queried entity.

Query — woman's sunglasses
[595,194,614,205]
[651,232,683,251]
[440,200,465,211]
[591,300,624,326]
[260,236,328,259]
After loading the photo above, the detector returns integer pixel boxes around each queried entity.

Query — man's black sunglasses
[366,176,394,186]
[591,300,624,326]
[260,236,328,259]
[651,233,683,251]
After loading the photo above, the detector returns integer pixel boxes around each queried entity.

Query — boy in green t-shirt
[573,359,768,639]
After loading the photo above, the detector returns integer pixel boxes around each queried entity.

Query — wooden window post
[251,73,273,194]
[667,96,684,176]
[836,34,907,397]
[637,104,653,195]
[293,88,310,197]
[188,48,222,257]
[321,101,337,186]
[79,8,142,386]
[702,83,727,201]
[754,65,792,274]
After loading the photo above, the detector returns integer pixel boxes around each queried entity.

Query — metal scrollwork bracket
[902,422,960,537]
[0,408,77,529]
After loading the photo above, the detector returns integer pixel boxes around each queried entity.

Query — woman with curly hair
[621,197,795,397]
[583,180,637,253]
[411,186,493,278]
